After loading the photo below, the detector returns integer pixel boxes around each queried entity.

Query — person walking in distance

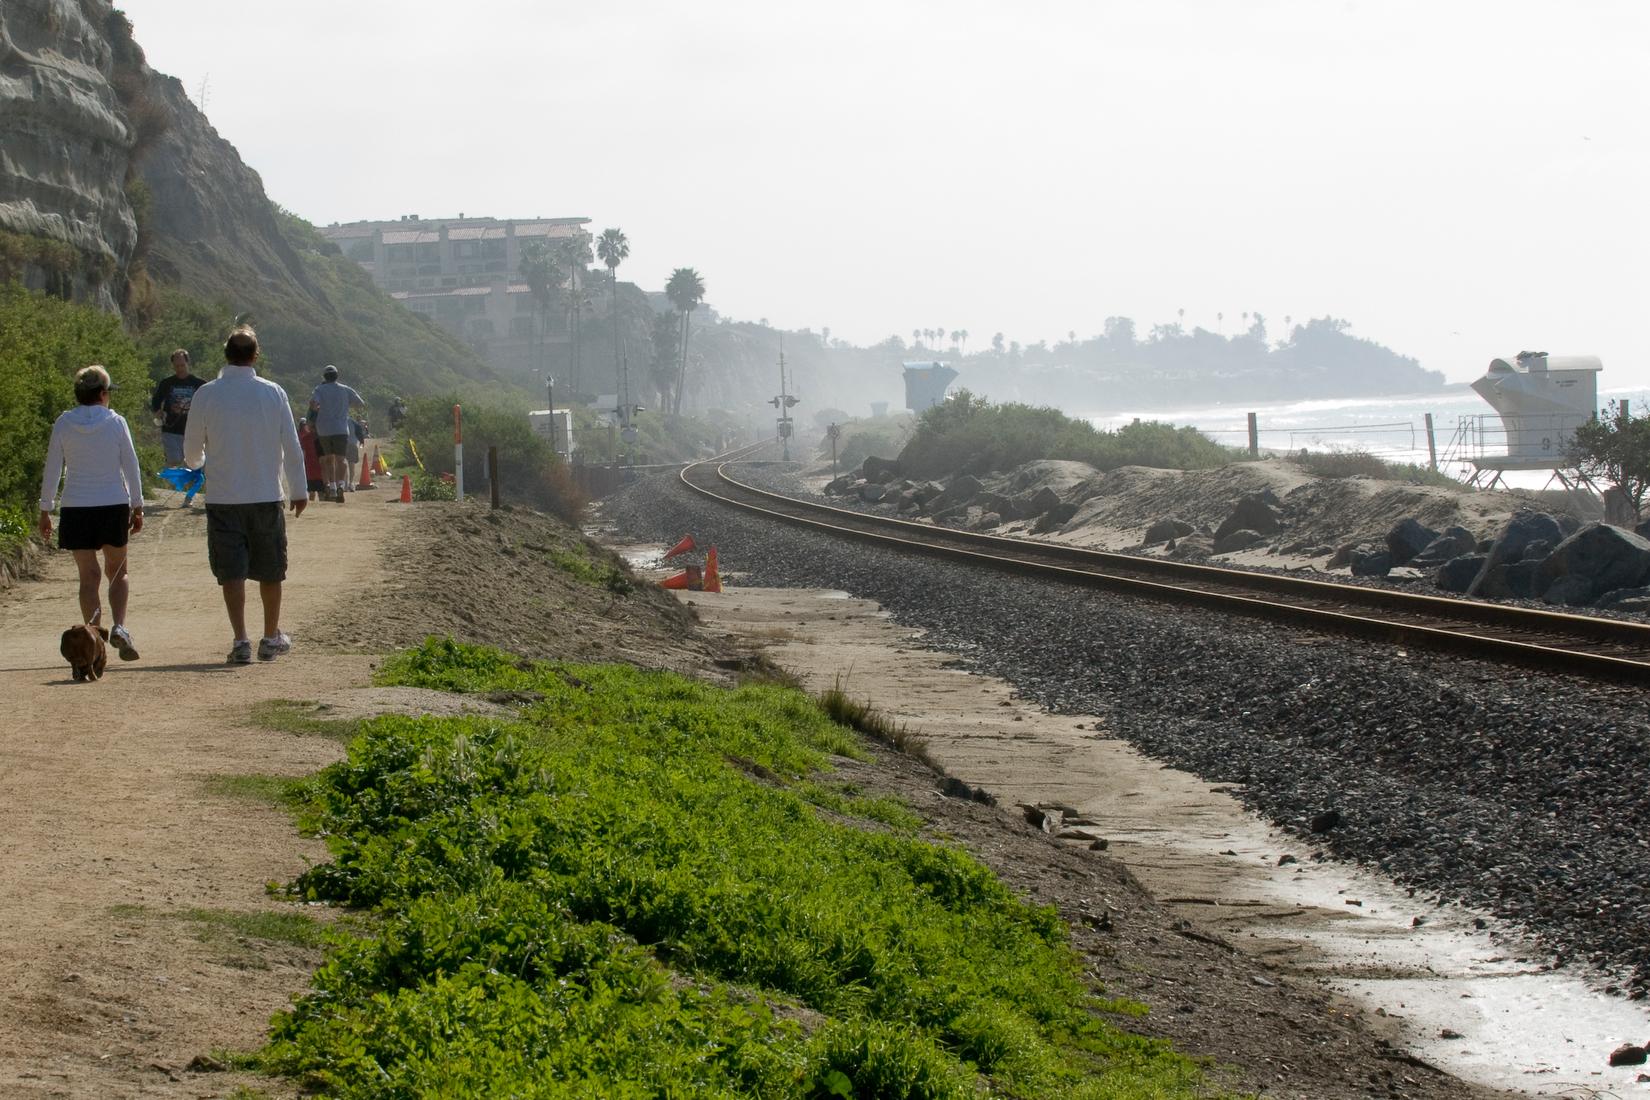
[297,416,325,502]
[37,365,144,661]
[150,349,205,470]
[182,326,308,664]
[309,364,364,502]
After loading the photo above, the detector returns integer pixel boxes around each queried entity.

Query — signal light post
[769,337,799,461]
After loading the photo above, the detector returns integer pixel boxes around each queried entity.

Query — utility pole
[827,422,841,474]
[547,374,557,458]
[768,334,799,461]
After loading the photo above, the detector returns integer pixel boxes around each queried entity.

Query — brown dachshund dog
[61,623,109,682]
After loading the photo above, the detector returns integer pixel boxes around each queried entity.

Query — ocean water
[1086,386,1650,490]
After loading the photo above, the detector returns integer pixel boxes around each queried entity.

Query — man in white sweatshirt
[182,326,309,664]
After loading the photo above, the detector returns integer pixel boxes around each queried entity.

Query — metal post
[1247,412,1259,459]
[453,404,464,502]
[488,446,499,509]
[547,377,556,458]
[609,421,617,472]
[1424,412,1438,471]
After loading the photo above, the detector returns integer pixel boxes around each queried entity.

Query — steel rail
[677,457,1650,684]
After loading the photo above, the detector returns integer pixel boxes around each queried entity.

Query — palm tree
[556,229,593,399]
[597,228,630,414]
[1177,307,1185,331]
[959,329,968,356]
[1216,311,1224,333]
[912,328,921,349]
[665,266,705,416]
[517,240,560,383]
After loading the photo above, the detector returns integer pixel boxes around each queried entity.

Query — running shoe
[227,639,253,665]
[110,625,139,661]
[257,632,292,662]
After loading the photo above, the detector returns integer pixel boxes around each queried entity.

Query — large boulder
[859,483,887,504]
[1597,586,1650,611]
[1026,486,1062,515]
[1167,536,1215,561]
[1411,526,1479,566]
[1436,554,1486,593]
[1214,528,1266,554]
[1539,522,1650,600]
[824,474,853,495]
[1543,575,1596,607]
[1466,511,1565,596]
[860,455,902,483]
[1350,545,1393,577]
[1032,502,1079,534]
[977,491,1022,521]
[1143,517,1196,546]
[927,474,982,512]
[1213,493,1285,544]
[1385,518,1441,565]
[911,481,945,507]
[1479,559,1548,600]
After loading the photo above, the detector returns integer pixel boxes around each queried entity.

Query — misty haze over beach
[119,0,1648,392]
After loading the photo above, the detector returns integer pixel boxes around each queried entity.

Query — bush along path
[261,639,1215,1099]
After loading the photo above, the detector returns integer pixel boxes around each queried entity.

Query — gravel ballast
[605,470,1650,995]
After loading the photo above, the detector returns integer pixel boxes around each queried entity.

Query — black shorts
[58,504,130,551]
[307,478,326,494]
[206,502,287,584]
[318,434,350,456]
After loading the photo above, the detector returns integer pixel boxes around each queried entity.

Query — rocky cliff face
[0,0,321,318]
[136,72,322,306]
[0,0,137,309]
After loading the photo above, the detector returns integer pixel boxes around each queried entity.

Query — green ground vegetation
[898,390,1237,480]
[262,638,1218,1099]
[248,699,362,743]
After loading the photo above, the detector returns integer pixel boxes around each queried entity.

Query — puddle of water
[1103,804,1650,1096]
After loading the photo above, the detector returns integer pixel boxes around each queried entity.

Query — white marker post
[453,404,464,502]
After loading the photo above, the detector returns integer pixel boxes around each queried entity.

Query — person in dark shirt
[150,349,207,467]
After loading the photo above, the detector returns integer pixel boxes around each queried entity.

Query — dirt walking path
[0,493,399,1099]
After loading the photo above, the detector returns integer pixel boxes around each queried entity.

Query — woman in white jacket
[37,365,144,661]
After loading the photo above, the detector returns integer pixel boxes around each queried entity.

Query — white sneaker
[110,624,139,661]
[257,632,292,662]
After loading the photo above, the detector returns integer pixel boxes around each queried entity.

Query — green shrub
[0,281,160,512]
[0,502,30,556]
[898,390,1235,479]
[1292,448,1464,489]
[410,471,454,502]
[400,396,584,521]
[263,639,1209,1099]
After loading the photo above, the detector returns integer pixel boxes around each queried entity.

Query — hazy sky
[120,1,1648,387]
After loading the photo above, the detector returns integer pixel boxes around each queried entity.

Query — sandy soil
[0,491,403,1099]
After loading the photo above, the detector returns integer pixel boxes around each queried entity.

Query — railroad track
[680,451,1650,685]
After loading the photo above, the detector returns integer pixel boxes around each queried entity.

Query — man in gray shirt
[309,364,365,502]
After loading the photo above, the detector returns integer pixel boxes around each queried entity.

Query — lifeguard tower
[1461,351,1602,490]
[903,361,957,413]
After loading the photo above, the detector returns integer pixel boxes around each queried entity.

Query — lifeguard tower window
[903,361,958,412]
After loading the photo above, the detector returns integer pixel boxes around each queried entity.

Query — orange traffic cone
[664,534,697,559]
[399,474,412,503]
[702,547,722,593]
[357,456,374,490]
[374,449,389,476]
[660,564,702,590]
